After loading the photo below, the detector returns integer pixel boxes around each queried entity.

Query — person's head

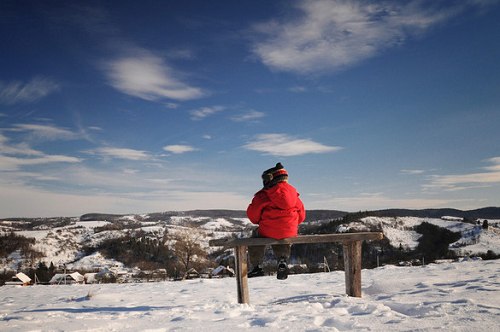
[261,162,288,188]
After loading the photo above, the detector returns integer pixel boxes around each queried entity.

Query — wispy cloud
[54,3,206,103]
[12,124,77,141]
[312,192,462,211]
[289,86,307,93]
[231,110,265,122]
[0,133,43,156]
[424,157,500,191]
[0,130,82,171]
[104,51,206,101]
[163,145,199,154]
[243,133,342,156]
[401,169,425,175]
[251,0,485,74]
[189,105,226,120]
[0,154,82,171]
[0,77,60,104]
[86,147,151,161]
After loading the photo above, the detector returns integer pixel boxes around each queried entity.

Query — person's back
[246,163,305,279]
[247,180,305,239]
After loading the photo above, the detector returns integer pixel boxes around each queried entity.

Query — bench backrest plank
[209,232,383,247]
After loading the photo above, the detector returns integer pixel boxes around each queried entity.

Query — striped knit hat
[262,162,288,188]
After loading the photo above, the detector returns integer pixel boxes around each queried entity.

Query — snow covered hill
[1,212,499,273]
[357,216,500,257]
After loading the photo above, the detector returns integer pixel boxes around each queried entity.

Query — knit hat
[262,162,288,188]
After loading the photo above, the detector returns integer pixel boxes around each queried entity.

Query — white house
[5,272,31,286]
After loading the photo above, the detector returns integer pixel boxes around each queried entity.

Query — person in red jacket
[246,163,305,279]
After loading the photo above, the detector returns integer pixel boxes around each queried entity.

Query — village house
[5,272,31,286]
[49,272,84,285]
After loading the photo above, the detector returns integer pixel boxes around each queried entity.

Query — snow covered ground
[2,259,499,331]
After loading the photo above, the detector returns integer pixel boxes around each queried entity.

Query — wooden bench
[209,232,383,304]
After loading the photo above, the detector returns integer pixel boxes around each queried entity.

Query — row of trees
[83,227,214,281]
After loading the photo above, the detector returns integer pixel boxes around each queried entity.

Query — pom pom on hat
[262,162,288,187]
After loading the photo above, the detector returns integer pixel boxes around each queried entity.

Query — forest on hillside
[1,208,499,284]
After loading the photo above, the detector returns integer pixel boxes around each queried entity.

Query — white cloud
[400,169,425,175]
[484,157,500,171]
[0,136,43,157]
[289,86,307,93]
[105,52,206,101]
[423,157,500,191]
[309,192,463,211]
[165,102,180,109]
[0,76,60,104]
[12,123,77,141]
[243,133,342,156]
[89,147,151,161]
[163,145,199,154]
[0,154,82,171]
[231,110,265,122]
[189,105,226,120]
[251,0,478,74]
[0,130,82,171]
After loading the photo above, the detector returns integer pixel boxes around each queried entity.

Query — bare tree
[171,227,207,272]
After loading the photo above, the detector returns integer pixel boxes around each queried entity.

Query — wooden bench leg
[343,241,362,297]
[234,245,250,304]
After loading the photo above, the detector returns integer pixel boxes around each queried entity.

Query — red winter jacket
[247,182,306,239]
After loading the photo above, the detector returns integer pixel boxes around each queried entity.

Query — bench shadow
[19,305,179,314]
[270,293,338,305]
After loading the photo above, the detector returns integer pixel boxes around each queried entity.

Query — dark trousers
[248,228,291,266]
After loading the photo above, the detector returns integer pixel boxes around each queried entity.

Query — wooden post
[343,241,362,297]
[234,246,250,304]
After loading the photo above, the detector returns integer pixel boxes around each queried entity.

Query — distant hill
[78,207,499,223]
[79,210,348,223]
[372,207,500,219]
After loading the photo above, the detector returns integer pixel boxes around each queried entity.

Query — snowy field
[2,259,499,332]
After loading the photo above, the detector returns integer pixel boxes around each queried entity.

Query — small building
[182,268,200,280]
[5,272,32,286]
[211,266,235,278]
[49,272,85,285]
[69,272,84,283]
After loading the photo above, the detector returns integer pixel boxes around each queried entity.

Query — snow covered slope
[358,216,500,256]
[1,213,499,271]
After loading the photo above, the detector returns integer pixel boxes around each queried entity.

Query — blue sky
[1,0,499,218]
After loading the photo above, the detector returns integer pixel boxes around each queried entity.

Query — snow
[66,252,124,271]
[201,218,235,231]
[75,220,112,229]
[368,217,421,250]
[3,214,500,330]
[1,259,499,331]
